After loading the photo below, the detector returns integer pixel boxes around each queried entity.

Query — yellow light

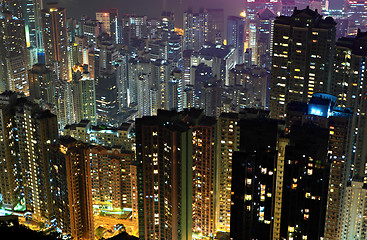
[174,28,184,36]
[72,65,83,73]
[240,11,246,18]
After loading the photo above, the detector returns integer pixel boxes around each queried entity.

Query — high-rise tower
[136,110,193,240]
[227,16,245,64]
[332,30,367,181]
[136,109,218,239]
[183,9,208,51]
[0,92,58,223]
[56,137,95,240]
[0,12,29,94]
[41,3,69,81]
[71,64,97,125]
[24,0,44,62]
[206,9,224,45]
[269,7,336,119]
[28,64,55,105]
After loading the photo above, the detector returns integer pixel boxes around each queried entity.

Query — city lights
[0,1,366,240]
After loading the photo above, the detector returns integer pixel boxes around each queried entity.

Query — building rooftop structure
[63,120,133,149]
[198,43,235,59]
[275,6,336,28]
[336,30,367,56]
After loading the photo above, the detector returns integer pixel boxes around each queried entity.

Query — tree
[0,217,62,240]
[95,226,107,240]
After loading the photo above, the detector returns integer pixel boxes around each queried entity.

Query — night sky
[51,0,345,27]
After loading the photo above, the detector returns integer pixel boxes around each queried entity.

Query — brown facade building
[89,146,136,210]
[41,3,70,81]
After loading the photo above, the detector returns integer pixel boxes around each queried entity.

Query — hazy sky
[50,0,345,27]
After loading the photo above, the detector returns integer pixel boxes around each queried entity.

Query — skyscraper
[0,12,29,94]
[115,57,128,110]
[183,9,208,51]
[331,30,367,182]
[257,8,276,69]
[227,64,269,111]
[215,113,240,232]
[0,0,24,19]
[55,78,74,129]
[190,43,236,86]
[280,0,296,16]
[344,0,367,35]
[280,124,330,239]
[96,11,111,35]
[168,34,182,65]
[130,15,147,39]
[285,94,352,240]
[89,146,135,210]
[71,64,97,125]
[81,19,101,46]
[41,3,69,81]
[0,92,58,223]
[23,0,44,61]
[340,181,367,240]
[69,36,88,68]
[331,31,367,239]
[230,117,280,240]
[227,16,245,64]
[229,95,343,239]
[136,110,193,240]
[202,78,222,117]
[137,73,151,117]
[0,93,23,210]
[96,72,119,125]
[182,49,193,87]
[136,109,219,239]
[49,139,71,235]
[28,64,55,105]
[19,103,58,223]
[324,109,352,240]
[167,69,183,111]
[57,137,95,240]
[190,111,217,238]
[245,0,280,66]
[269,7,336,119]
[206,9,224,45]
[161,11,175,41]
[96,33,118,75]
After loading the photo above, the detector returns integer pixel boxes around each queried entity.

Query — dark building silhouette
[230,117,280,240]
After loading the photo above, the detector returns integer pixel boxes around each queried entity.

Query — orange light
[174,28,184,36]
[240,11,246,18]
[72,65,83,73]
[104,13,108,16]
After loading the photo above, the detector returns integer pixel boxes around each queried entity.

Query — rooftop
[275,6,336,28]
[336,30,367,56]
[198,44,234,59]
